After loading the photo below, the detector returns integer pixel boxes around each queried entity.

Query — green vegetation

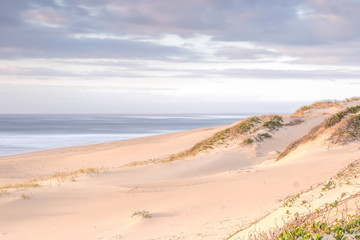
[168,128,231,161]
[278,106,360,161]
[330,113,360,143]
[326,112,347,128]
[347,115,360,138]
[244,133,272,144]
[256,133,272,141]
[244,138,254,145]
[294,98,360,116]
[238,117,261,134]
[322,180,336,191]
[131,210,152,218]
[329,200,339,208]
[167,116,263,161]
[284,194,300,207]
[263,115,283,131]
[276,215,360,240]
[325,106,360,128]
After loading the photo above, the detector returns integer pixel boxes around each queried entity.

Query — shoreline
[0,113,249,157]
[1,101,360,239]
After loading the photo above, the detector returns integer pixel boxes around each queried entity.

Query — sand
[1,101,360,240]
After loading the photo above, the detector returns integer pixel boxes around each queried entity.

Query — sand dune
[1,99,360,239]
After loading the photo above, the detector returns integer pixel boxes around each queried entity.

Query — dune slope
[1,99,360,240]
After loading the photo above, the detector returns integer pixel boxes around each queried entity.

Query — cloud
[1,0,360,113]
[1,0,360,59]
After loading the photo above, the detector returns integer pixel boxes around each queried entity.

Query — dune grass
[122,115,281,165]
[330,114,360,144]
[294,100,341,116]
[0,182,41,195]
[325,106,360,128]
[294,97,360,116]
[0,167,106,194]
[263,115,284,131]
[277,106,360,161]
[167,116,263,162]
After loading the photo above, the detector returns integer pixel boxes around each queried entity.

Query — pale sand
[1,102,360,239]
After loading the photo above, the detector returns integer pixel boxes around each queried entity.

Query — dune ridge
[1,98,360,239]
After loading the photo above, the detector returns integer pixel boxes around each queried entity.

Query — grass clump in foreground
[276,215,360,240]
[131,210,152,218]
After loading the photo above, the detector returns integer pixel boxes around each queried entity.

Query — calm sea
[0,114,254,156]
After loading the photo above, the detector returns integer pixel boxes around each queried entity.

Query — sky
[1,0,360,114]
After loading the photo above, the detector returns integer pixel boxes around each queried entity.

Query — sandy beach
[1,100,360,240]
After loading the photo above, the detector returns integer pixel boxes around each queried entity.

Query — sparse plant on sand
[255,133,272,142]
[322,180,336,191]
[131,210,152,218]
[244,138,254,145]
[21,193,31,200]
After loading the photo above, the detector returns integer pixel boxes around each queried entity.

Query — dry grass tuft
[131,210,152,218]
[294,100,341,116]
[294,97,360,116]
[0,167,107,193]
[123,159,156,167]
[49,167,103,182]
[0,182,40,193]
[21,193,31,200]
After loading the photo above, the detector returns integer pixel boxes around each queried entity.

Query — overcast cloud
[1,0,360,113]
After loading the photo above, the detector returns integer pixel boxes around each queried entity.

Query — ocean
[0,114,254,156]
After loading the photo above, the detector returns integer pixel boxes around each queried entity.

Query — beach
[1,100,360,239]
